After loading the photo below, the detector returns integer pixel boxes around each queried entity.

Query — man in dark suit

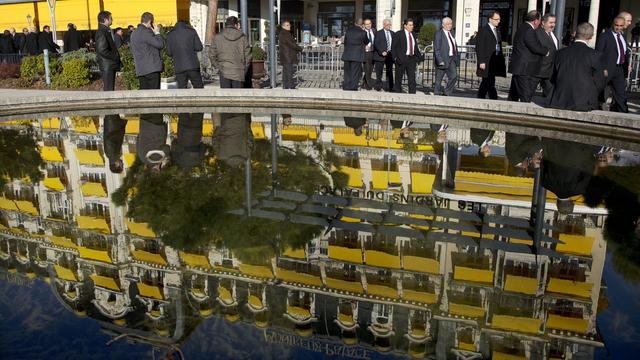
[373,19,394,91]
[63,23,84,52]
[596,16,630,113]
[433,17,458,96]
[508,10,548,102]
[475,11,506,99]
[392,18,423,94]
[277,20,303,89]
[13,28,27,54]
[361,19,376,90]
[38,25,60,54]
[342,21,369,91]
[548,22,606,111]
[533,13,558,98]
[24,28,39,55]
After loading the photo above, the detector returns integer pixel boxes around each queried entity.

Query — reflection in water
[0,114,639,359]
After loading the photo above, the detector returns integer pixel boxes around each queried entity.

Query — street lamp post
[47,0,57,42]
[26,14,32,28]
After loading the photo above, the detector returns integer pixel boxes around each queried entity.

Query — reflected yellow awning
[43,177,65,191]
[458,341,476,351]
[403,255,439,274]
[42,117,60,129]
[239,263,274,279]
[76,215,111,234]
[454,266,494,285]
[367,137,403,149]
[132,249,167,266]
[282,247,305,259]
[251,123,266,139]
[411,173,435,194]
[0,197,19,212]
[40,146,64,162]
[47,235,77,249]
[282,125,317,141]
[333,130,367,146]
[180,251,211,269]
[504,274,538,295]
[371,170,402,190]
[328,245,362,264]
[449,302,485,318]
[492,351,527,360]
[55,264,78,282]
[367,283,399,299]
[275,267,322,287]
[71,117,97,134]
[78,246,112,263]
[547,278,593,299]
[492,314,541,334]
[15,200,39,215]
[126,219,156,238]
[338,312,355,326]
[218,285,233,303]
[123,153,136,167]
[249,294,263,308]
[546,314,589,333]
[557,234,593,257]
[81,182,106,197]
[91,273,121,291]
[125,119,139,134]
[202,121,214,136]
[287,305,311,318]
[338,166,364,188]
[138,282,164,300]
[403,289,437,304]
[326,277,364,293]
[365,250,400,269]
[75,149,104,166]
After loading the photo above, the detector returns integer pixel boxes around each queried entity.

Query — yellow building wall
[106,0,190,29]
[0,3,37,31]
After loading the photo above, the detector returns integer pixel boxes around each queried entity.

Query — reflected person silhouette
[212,113,253,167]
[137,113,168,171]
[172,112,205,170]
[103,115,127,173]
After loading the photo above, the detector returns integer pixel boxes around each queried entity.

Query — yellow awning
[251,123,266,139]
[325,277,364,293]
[42,117,60,129]
[547,278,593,299]
[43,177,65,191]
[0,2,37,33]
[504,275,538,295]
[126,219,156,237]
[492,314,542,334]
[218,285,233,303]
[202,121,214,136]
[137,282,164,300]
[105,0,189,28]
[125,119,139,134]
[55,264,78,282]
[449,302,485,318]
[91,274,121,291]
[403,289,437,304]
[338,166,364,188]
[132,249,167,266]
[71,117,97,134]
[15,200,39,215]
[365,250,401,269]
[275,267,322,287]
[248,294,263,309]
[367,283,399,299]
[78,246,112,263]
[282,247,305,259]
[180,251,211,269]
[546,314,589,334]
[403,256,439,274]
[81,182,106,197]
[492,351,527,360]
[333,130,367,146]
[75,149,104,166]
[287,305,311,319]
[371,170,402,190]
[557,234,594,257]
[454,266,494,285]
[33,0,102,31]
[239,263,274,279]
[76,215,110,234]
[328,245,362,264]
[47,235,77,249]
[123,153,136,167]
[410,173,435,194]
[40,146,64,162]
[0,197,19,212]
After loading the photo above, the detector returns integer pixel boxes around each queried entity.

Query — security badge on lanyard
[495,43,500,55]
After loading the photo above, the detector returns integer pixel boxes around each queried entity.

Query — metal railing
[0,53,27,64]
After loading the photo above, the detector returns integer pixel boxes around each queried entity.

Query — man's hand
[439,62,445,66]
[152,23,161,34]
[382,51,387,56]
[604,69,608,77]
[479,63,486,70]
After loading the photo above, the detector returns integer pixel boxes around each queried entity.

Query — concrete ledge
[1,88,639,144]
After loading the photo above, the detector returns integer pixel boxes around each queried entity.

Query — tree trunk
[206,0,218,46]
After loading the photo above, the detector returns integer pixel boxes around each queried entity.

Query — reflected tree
[0,128,44,188]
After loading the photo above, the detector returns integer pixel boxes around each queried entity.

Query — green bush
[252,45,266,61]
[418,23,437,47]
[20,54,61,83]
[52,57,90,89]
[60,48,97,68]
[118,45,139,90]
[160,25,175,78]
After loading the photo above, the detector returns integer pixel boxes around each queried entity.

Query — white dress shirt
[547,31,558,50]
[612,30,628,64]
[489,23,498,41]
[444,29,456,56]
[365,28,374,51]
[405,29,415,55]
[384,29,392,51]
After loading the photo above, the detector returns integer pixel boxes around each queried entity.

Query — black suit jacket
[434,29,458,68]
[38,31,59,53]
[596,30,631,77]
[542,138,598,199]
[534,27,558,78]
[509,22,547,75]
[341,26,369,62]
[549,41,605,111]
[24,32,39,55]
[373,28,393,62]
[392,29,423,64]
[95,24,121,72]
[63,28,83,52]
[475,24,506,77]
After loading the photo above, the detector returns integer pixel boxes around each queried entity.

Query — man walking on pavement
[373,19,394,91]
[475,11,506,99]
[362,19,376,90]
[278,20,303,89]
[392,18,423,94]
[533,13,558,98]
[433,17,458,96]
[342,19,369,91]
[508,10,548,102]
[597,16,630,113]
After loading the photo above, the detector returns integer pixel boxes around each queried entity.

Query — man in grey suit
[533,13,558,97]
[433,17,458,96]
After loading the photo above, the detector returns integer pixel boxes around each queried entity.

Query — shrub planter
[251,60,266,88]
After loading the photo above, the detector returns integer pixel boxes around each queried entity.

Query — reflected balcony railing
[366,271,399,299]
[452,253,492,270]
[548,262,586,282]
[402,276,438,305]
[364,234,399,269]
[325,265,363,294]
[276,258,323,287]
[501,262,541,295]
[452,252,494,285]
[328,231,362,264]
[494,294,536,318]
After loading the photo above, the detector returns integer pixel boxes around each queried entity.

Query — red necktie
[447,31,457,56]
[408,32,413,56]
[616,33,626,65]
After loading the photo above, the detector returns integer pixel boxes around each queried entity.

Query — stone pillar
[456,0,481,46]
[587,0,600,47]
[355,0,363,22]
[376,0,402,31]
[528,0,537,11]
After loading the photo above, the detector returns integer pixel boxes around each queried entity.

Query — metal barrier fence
[0,53,26,64]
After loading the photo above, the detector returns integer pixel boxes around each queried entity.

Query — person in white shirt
[391,18,423,94]
[433,17,458,96]
[533,13,559,98]
[373,19,394,91]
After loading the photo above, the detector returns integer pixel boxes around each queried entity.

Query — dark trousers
[532,76,553,97]
[103,115,127,166]
[362,51,374,89]
[343,61,362,91]
[394,57,417,94]
[282,63,296,89]
[434,61,458,96]
[374,56,394,91]
[138,72,161,90]
[220,75,244,88]
[508,75,534,102]
[477,75,498,99]
[606,65,629,113]
[102,69,116,91]
[176,69,204,89]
